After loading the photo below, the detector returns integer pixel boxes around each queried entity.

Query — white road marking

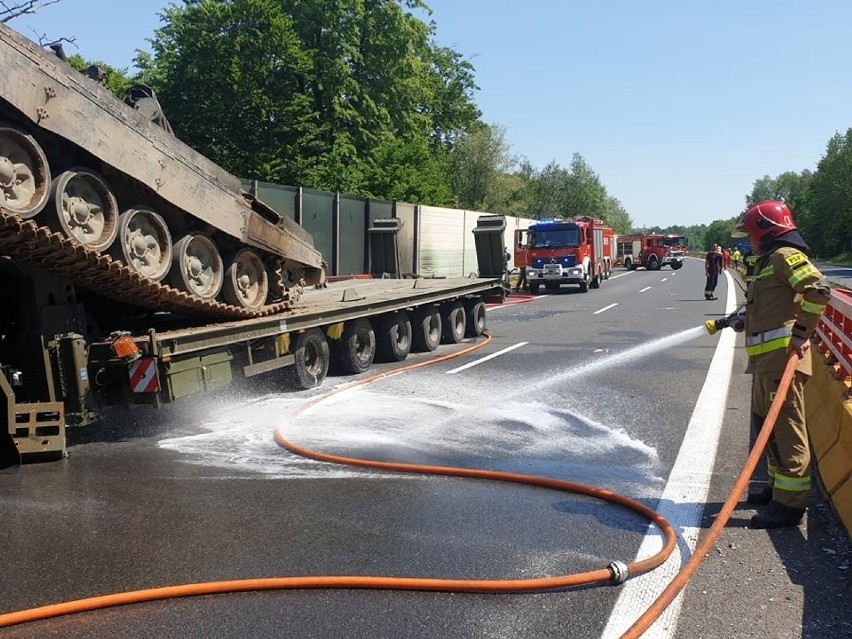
[602,269,737,638]
[593,303,618,315]
[608,271,634,280]
[660,278,668,282]
[446,342,528,374]
[639,286,652,293]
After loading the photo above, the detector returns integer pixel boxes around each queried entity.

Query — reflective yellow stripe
[745,327,793,346]
[788,264,817,287]
[773,472,811,493]
[746,336,791,356]
[755,265,774,280]
[801,300,826,315]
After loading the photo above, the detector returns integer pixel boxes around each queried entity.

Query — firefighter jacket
[744,246,830,376]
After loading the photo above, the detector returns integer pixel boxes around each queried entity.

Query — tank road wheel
[222,248,269,309]
[464,300,487,337]
[170,233,224,300]
[46,169,118,251]
[0,123,50,219]
[284,327,329,389]
[376,311,412,362]
[114,206,172,281]
[441,300,466,344]
[330,318,376,375]
[412,306,441,352]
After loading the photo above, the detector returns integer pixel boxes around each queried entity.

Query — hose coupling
[607,560,629,584]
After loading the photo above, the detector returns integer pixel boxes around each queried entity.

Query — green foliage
[805,130,852,256]
[703,219,738,252]
[448,123,515,211]
[66,53,135,100]
[141,0,480,198]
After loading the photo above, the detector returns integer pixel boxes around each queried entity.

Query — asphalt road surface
[0,258,849,639]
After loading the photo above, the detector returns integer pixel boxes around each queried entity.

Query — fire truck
[514,217,615,294]
[616,233,686,271]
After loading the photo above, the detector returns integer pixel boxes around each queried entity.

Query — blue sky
[10,1,852,228]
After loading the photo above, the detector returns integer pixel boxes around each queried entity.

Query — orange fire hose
[0,331,680,630]
[620,351,801,638]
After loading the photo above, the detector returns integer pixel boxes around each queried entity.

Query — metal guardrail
[815,288,852,395]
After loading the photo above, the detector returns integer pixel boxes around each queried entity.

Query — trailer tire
[412,306,441,352]
[464,300,487,337]
[331,318,376,374]
[441,300,466,344]
[285,327,329,389]
[376,311,412,362]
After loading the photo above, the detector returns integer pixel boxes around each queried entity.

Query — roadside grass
[826,252,852,265]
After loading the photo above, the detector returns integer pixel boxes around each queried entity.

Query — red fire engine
[514,217,615,294]
[616,233,686,271]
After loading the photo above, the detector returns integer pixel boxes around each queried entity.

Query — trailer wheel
[285,327,329,389]
[376,311,411,362]
[464,300,487,337]
[412,306,441,352]
[441,300,466,344]
[331,318,375,374]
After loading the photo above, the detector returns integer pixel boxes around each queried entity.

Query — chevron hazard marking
[129,358,160,393]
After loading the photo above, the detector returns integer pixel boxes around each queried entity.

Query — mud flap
[0,431,20,474]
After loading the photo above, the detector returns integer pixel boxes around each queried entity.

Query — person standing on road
[704,244,723,300]
[727,200,831,529]
[732,247,742,269]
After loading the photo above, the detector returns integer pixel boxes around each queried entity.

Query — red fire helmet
[732,200,797,245]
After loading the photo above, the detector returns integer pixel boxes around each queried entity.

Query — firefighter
[704,244,723,300]
[743,250,759,284]
[727,201,830,528]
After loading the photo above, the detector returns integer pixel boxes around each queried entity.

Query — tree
[142,0,480,197]
[807,130,852,256]
[447,123,515,211]
[703,218,738,251]
[1,0,60,23]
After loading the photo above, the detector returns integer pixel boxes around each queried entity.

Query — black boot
[750,501,806,529]
[747,484,773,506]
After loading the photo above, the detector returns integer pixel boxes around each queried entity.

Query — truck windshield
[529,228,580,248]
[661,236,687,249]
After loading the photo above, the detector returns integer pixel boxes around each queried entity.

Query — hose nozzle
[705,317,730,335]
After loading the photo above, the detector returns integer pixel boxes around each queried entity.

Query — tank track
[0,207,298,320]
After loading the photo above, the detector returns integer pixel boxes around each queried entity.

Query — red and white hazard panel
[128,358,161,393]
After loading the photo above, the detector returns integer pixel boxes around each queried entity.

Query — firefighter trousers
[750,370,811,509]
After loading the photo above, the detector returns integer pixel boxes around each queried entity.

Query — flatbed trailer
[1,216,508,470]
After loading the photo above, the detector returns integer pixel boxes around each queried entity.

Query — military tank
[0,20,326,320]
